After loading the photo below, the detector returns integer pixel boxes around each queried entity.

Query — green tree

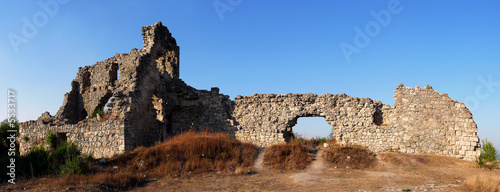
[476,138,499,169]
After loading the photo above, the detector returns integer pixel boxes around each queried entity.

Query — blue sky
[0,1,499,149]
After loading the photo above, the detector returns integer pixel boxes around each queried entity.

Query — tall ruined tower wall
[384,84,481,160]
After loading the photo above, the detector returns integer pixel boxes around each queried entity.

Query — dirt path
[289,149,327,185]
[253,148,265,171]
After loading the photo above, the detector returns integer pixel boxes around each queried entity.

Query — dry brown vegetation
[130,131,259,176]
[290,136,333,148]
[464,174,500,192]
[323,144,376,169]
[263,142,313,170]
[55,172,146,191]
[378,151,452,167]
[2,131,259,191]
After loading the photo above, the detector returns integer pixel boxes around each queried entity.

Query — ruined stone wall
[385,84,481,160]
[19,113,125,158]
[232,93,383,147]
[18,22,481,161]
[20,22,182,156]
[232,84,481,161]
[169,86,236,135]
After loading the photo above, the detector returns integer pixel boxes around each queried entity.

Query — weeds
[10,131,260,190]
[94,171,146,191]
[290,132,334,148]
[60,156,87,175]
[18,141,88,178]
[45,131,57,149]
[131,131,259,176]
[263,143,312,170]
[464,175,500,192]
[323,144,375,169]
[22,145,51,177]
[91,107,105,118]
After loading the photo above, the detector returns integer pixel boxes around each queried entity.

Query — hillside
[2,131,499,192]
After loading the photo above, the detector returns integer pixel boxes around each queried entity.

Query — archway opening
[289,117,334,144]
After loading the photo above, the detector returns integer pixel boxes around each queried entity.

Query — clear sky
[0,1,499,149]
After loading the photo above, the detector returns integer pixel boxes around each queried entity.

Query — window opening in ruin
[96,93,112,117]
[56,132,68,145]
[110,63,119,86]
[82,71,91,92]
[80,109,88,120]
[290,117,334,141]
[104,96,115,112]
[373,107,383,126]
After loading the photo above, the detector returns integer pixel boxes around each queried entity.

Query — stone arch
[284,114,336,142]
[233,93,376,147]
[96,92,112,112]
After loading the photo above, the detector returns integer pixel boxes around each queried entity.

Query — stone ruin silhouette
[19,22,481,161]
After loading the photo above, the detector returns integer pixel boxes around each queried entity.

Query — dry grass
[464,174,500,192]
[263,142,313,170]
[131,131,259,176]
[5,131,258,191]
[291,137,335,148]
[378,152,463,167]
[93,171,146,191]
[7,171,146,191]
[322,144,375,169]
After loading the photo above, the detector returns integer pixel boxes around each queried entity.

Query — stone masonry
[19,22,481,161]
[233,84,481,161]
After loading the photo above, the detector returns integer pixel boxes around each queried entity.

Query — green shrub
[23,145,51,178]
[92,107,105,118]
[51,141,81,164]
[60,156,88,176]
[82,152,94,162]
[45,131,57,149]
[0,118,19,181]
[476,138,498,169]
[53,141,87,176]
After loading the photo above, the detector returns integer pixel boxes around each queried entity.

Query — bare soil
[3,151,500,192]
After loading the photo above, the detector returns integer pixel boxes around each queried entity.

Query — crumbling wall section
[19,112,125,158]
[169,85,235,135]
[20,22,182,155]
[386,84,481,160]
